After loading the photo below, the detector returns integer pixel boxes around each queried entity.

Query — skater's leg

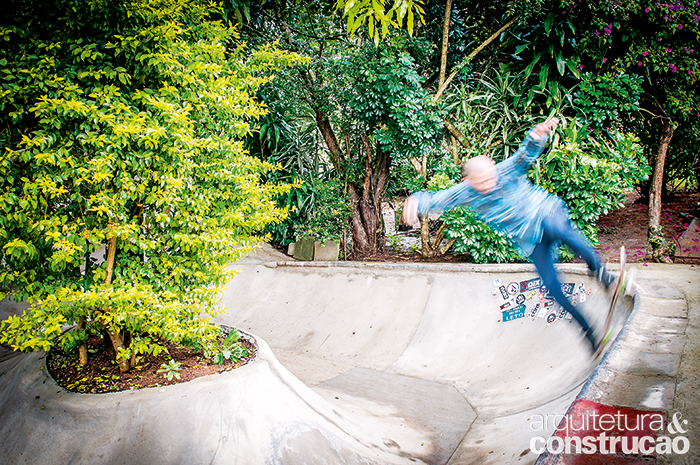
[541,210,600,272]
[542,210,616,289]
[531,225,597,350]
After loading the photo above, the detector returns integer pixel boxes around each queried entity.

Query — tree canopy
[0,0,300,370]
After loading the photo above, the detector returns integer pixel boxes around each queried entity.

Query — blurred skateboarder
[402,118,621,354]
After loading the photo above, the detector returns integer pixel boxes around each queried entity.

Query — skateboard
[593,246,632,358]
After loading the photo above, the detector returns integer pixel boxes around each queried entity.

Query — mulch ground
[46,332,256,394]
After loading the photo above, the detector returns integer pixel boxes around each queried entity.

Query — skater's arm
[402,181,473,226]
[509,118,559,173]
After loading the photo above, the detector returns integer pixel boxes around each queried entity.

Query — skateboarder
[402,118,617,353]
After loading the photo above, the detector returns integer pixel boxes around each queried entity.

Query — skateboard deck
[594,246,627,358]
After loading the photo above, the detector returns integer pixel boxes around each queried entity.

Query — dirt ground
[595,190,699,264]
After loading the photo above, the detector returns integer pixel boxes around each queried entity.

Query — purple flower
[642,52,649,56]
[669,63,678,72]
[645,7,650,12]
[595,31,601,36]
[638,61,643,66]
[678,24,683,29]
[603,57,607,63]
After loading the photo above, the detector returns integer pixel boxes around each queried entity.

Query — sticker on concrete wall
[502,304,526,322]
[537,304,548,318]
[540,285,548,296]
[516,294,526,305]
[561,283,575,297]
[579,293,586,303]
[525,290,537,301]
[578,283,586,294]
[507,282,519,295]
[528,303,540,318]
[494,278,502,286]
[557,307,569,320]
[546,311,558,325]
[499,285,509,300]
[500,300,513,310]
[520,278,542,292]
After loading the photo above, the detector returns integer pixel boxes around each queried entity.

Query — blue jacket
[413,127,566,255]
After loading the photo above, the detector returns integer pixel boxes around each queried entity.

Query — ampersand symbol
[667,412,689,435]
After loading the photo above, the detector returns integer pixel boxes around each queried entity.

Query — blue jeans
[530,209,601,349]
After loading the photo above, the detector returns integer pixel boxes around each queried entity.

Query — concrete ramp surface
[0,244,633,464]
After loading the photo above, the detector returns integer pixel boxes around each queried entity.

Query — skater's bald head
[462,155,497,193]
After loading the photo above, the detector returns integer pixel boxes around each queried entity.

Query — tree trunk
[419,216,457,257]
[648,117,674,262]
[102,234,130,372]
[107,328,130,373]
[78,318,88,366]
[438,0,452,90]
[315,110,390,257]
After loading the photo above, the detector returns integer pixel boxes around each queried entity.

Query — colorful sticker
[525,290,537,301]
[500,300,513,310]
[528,303,540,318]
[561,283,576,297]
[516,294,526,305]
[546,311,558,324]
[507,282,519,295]
[502,304,526,322]
[520,278,543,292]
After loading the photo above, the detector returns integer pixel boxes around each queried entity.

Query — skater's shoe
[622,266,637,297]
[596,265,617,289]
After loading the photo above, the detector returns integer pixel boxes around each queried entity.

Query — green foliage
[293,178,350,243]
[537,123,651,246]
[0,0,300,363]
[157,359,182,381]
[343,36,445,166]
[442,208,523,264]
[336,0,426,43]
[212,328,249,365]
[573,72,643,130]
[444,72,542,161]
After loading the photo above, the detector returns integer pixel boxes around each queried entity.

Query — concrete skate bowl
[0,245,633,465]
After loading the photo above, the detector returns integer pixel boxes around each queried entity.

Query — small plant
[157,360,182,381]
[385,233,403,249]
[213,329,250,365]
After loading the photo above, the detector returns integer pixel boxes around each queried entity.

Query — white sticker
[494,278,502,286]
[579,293,586,303]
[507,282,519,295]
[537,305,548,318]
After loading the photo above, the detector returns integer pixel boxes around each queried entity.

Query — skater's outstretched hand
[402,195,419,227]
[531,117,559,141]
